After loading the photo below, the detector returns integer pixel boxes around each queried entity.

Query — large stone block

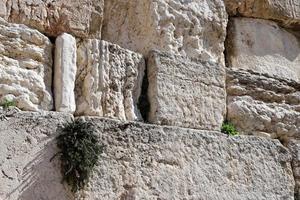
[54,33,77,113]
[102,0,228,64]
[227,69,300,140]
[224,0,300,29]
[0,0,104,38]
[0,111,73,200]
[286,139,300,200]
[147,50,226,130]
[226,18,300,82]
[0,111,295,199]
[76,40,145,121]
[0,18,53,111]
[82,117,294,200]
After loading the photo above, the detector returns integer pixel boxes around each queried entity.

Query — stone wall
[0,0,299,199]
[0,111,295,200]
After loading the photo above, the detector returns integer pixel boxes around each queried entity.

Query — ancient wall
[0,0,299,199]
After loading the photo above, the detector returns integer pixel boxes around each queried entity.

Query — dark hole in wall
[49,36,56,111]
[48,36,56,44]
[137,65,150,122]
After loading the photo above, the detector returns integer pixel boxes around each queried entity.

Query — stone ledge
[0,111,295,200]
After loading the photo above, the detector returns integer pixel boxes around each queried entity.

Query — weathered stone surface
[0,18,53,111]
[76,40,145,121]
[226,18,300,82]
[0,0,104,38]
[0,111,295,199]
[147,50,226,130]
[54,33,77,113]
[79,116,294,200]
[227,69,300,140]
[0,110,73,200]
[224,0,300,29]
[102,0,228,64]
[286,139,300,199]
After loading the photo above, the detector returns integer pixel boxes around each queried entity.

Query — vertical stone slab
[147,50,226,130]
[226,18,300,82]
[76,40,145,121]
[54,33,77,113]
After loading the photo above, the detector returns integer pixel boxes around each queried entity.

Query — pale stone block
[0,0,104,38]
[147,50,226,130]
[76,40,145,121]
[54,33,77,113]
[226,18,300,82]
[0,17,53,111]
[224,0,300,29]
[102,0,228,64]
[227,69,300,139]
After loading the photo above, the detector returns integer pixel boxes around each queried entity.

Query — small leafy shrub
[56,120,103,192]
[1,98,16,109]
[221,122,239,136]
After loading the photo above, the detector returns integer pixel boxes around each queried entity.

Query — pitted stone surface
[102,0,228,64]
[0,0,104,38]
[54,33,77,113]
[286,139,300,199]
[76,40,145,121]
[147,50,226,130]
[226,18,300,82]
[0,18,53,111]
[224,0,300,29]
[0,111,73,200]
[80,117,294,200]
[227,69,300,140]
[0,112,295,199]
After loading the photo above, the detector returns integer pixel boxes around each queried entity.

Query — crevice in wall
[137,59,150,122]
[49,36,56,111]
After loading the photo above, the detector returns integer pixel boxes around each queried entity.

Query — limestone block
[147,50,226,130]
[81,117,294,200]
[227,69,300,140]
[0,111,295,199]
[0,0,104,38]
[0,111,73,200]
[224,0,300,29]
[54,33,77,113]
[226,18,300,82]
[286,139,300,199]
[0,18,53,111]
[76,40,145,121]
[102,0,228,64]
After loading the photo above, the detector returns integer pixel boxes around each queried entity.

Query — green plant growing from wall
[56,119,103,192]
[221,122,239,136]
[1,98,16,109]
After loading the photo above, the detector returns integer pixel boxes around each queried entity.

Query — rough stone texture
[224,0,300,29]
[76,39,145,121]
[227,69,300,140]
[0,110,73,200]
[226,18,300,82]
[0,111,295,199]
[0,0,104,38]
[54,33,77,113]
[102,0,228,64]
[286,139,300,200]
[147,50,226,130]
[0,18,53,111]
[79,116,294,200]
